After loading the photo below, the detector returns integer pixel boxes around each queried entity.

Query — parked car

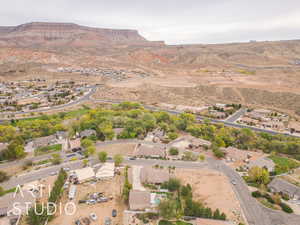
[112,209,117,217]
[89,213,97,221]
[97,197,108,203]
[50,171,58,176]
[231,180,237,185]
[67,153,76,158]
[87,199,96,205]
[75,219,82,225]
[78,200,86,204]
[63,167,70,171]
[104,217,111,225]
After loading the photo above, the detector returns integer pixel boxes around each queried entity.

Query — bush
[169,147,179,156]
[98,151,107,162]
[252,191,262,198]
[279,202,293,213]
[159,220,173,225]
[161,178,181,192]
[0,171,9,183]
[263,193,275,204]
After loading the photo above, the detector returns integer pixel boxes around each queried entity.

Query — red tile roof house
[133,143,166,159]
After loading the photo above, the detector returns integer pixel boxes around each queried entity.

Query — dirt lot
[96,143,136,157]
[175,168,244,224]
[49,174,126,225]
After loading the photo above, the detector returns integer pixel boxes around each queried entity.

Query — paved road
[225,108,247,123]
[1,158,207,189]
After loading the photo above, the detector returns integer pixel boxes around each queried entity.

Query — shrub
[251,191,262,198]
[169,147,179,156]
[0,171,9,183]
[279,202,293,213]
[263,193,275,204]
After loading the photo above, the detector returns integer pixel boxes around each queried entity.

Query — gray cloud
[1,0,300,44]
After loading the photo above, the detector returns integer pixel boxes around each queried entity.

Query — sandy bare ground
[175,168,244,224]
[96,143,136,157]
[49,174,126,225]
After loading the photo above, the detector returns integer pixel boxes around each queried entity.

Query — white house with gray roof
[268,178,300,200]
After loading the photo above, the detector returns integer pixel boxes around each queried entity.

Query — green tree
[248,166,270,185]
[98,151,108,162]
[199,154,205,161]
[81,139,94,149]
[50,153,62,165]
[114,154,123,166]
[161,178,181,192]
[158,199,177,220]
[85,145,96,157]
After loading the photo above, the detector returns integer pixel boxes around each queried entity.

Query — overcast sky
[1,0,300,44]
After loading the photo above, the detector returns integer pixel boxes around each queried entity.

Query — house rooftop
[73,167,95,182]
[248,157,275,171]
[268,178,300,196]
[134,143,165,158]
[129,190,151,211]
[140,167,170,184]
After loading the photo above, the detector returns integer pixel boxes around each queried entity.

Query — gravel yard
[175,168,245,224]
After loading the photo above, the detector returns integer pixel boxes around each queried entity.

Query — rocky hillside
[0,22,164,47]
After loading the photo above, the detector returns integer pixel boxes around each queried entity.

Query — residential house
[248,157,275,172]
[209,110,227,119]
[95,163,115,180]
[262,121,285,131]
[31,135,57,149]
[129,190,151,211]
[140,167,170,184]
[69,138,81,151]
[268,178,300,200]
[289,122,300,134]
[223,147,251,162]
[133,143,166,158]
[170,135,211,151]
[80,129,97,138]
[56,131,68,140]
[72,167,95,183]
[252,109,272,116]
[17,97,40,106]
[144,128,165,143]
[0,190,36,217]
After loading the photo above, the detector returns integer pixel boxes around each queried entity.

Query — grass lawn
[35,159,51,165]
[0,187,16,197]
[35,144,62,156]
[269,155,300,174]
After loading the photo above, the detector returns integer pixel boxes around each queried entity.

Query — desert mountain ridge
[0,22,300,117]
[0,22,165,47]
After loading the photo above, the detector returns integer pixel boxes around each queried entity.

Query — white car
[50,171,58,176]
[87,199,96,205]
[89,213,97,221]
[63,167,70,172]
